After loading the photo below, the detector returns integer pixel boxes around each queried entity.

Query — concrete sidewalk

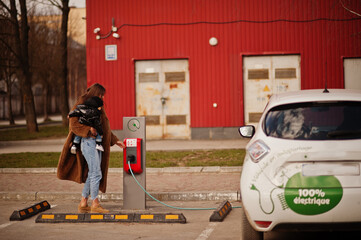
[0,166,242,202]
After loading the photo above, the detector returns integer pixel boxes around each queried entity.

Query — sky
[32,0,85,15]
[69,0,85,8]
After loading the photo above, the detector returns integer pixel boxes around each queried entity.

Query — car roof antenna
[323,61,329,93]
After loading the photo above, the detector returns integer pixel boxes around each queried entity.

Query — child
[68,96,104,154]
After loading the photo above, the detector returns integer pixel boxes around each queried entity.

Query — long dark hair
[76,83,106,107]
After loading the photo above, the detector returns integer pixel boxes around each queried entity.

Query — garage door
[243,55,301,124]
[135,60,190,139]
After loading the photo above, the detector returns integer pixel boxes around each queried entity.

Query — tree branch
[47,0,62,10]
[0,36,20,60]
[0,0,11,13]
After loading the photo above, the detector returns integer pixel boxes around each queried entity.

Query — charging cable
[128,162,242,210]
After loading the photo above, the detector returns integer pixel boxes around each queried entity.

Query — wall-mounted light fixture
[94,18,120,40]
[209,37,218,46]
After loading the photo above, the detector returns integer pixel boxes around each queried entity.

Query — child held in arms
[68,96,104,154]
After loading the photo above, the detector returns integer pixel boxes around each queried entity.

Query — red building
[86,0,361,140]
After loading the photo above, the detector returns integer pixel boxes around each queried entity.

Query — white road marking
[0,222,14,229]
[195,222,219,240]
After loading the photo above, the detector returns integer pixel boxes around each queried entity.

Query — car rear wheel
[241,207,264,240]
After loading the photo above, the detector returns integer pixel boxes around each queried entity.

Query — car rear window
[264,101,361,140]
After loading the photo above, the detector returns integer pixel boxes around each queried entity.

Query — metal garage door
[243,55,301,124]
[135,60,190,139]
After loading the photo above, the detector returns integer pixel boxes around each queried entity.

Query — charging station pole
[123,117,146,209]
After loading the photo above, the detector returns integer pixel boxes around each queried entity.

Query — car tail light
[247,140,270,163]
[254,220,272,228]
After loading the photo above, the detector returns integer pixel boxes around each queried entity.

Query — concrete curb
[0,191,240,202]
[0,166,242,174]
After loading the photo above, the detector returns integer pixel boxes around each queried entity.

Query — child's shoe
[96,144,104,152]
[70,145,77,154]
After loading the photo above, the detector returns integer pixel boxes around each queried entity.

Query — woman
[57,83,125,213]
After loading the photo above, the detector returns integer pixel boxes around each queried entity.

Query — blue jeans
[81,137,102,200]
[74,134,102,144]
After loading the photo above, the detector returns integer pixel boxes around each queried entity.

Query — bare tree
[0,8,16,125]
[0,0,38,132]
[67,8,87,107]
[0,62,16,125]
[46,0,69,126]
[0,64,16,125]
[28,12,60,122]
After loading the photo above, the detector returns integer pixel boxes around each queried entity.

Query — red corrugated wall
[86,0,361,130]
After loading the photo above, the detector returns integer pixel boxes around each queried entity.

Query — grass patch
[0,149,245,168]
[0,152,61,168]
[0,124,245,168]
[0,125,69,141]
[146,149,244,168]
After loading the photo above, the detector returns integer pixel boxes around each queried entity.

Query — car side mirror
[239,125,255,138]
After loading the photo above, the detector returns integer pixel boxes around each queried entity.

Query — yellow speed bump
[36,213,186,223]
[131,213,185,223]
[10,201,51,221]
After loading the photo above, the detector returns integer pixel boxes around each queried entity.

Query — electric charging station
[123,117,146,209]
[120,117,235,220]
[34,116,235,224]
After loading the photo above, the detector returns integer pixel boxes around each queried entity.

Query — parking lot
[0,200,242,240]
[0,199,359,240]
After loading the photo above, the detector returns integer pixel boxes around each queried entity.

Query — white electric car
[239,89,361,240]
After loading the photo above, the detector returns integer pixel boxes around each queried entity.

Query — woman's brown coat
[57,105,119,193]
